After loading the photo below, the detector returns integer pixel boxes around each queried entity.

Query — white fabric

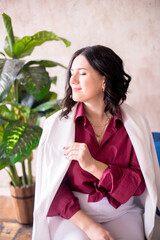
[32,103,160,240]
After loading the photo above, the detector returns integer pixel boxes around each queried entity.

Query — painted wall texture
[0,0,160,131]
[0,0,160,191]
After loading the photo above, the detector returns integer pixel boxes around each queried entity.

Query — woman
[32,45,160,240]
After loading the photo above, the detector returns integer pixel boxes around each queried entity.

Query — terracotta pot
[9,182,35,225]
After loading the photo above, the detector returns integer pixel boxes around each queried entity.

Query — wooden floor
[0,196,32,240]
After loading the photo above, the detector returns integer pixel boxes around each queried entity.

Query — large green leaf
[4,36,21,58]
[4,85,15,102]
[50,76,57,85]
[2,13,15,58]
[0,122,42,169]
[18,66,50,101]
[0,102,30,122]
[0,59,6,74]
[0,119,7,125]
[25,60,66,69]
[45,104,61,118]
[13,31,71,58]
[0,59,25,102]
[32,99,58,112]
[0,125,4,143]
[0,52,5,57]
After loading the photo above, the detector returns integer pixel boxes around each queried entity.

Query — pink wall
[0,0,160,131]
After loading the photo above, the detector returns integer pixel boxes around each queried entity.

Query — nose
[70,72,79,85]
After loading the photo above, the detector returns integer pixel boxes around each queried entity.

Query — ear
[102,76,106,91]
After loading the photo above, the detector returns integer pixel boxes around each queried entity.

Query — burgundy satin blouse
[47,103,145,219]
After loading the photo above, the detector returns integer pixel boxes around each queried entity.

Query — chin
[72,94,83,102]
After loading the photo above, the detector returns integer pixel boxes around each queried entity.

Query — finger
[108,232,115,240]
[65,143,85,155]
[65,147,79,157]
[65,142,79,148]
[65,142,86,150]
[66,152,79,161]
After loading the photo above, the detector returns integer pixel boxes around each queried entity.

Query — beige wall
[0,0,160,132]
[0,0,160,194]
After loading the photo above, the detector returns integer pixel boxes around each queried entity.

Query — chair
[152,132,160,166]
[152,132,160,216]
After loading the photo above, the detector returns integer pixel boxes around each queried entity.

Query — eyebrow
[71,67,87,71]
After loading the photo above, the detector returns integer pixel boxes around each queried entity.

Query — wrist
[89,159,108,179]
[70,210,94,231]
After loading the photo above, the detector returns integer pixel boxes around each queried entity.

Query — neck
[83,101,107,121]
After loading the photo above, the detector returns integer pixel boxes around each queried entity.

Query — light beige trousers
[47,191,145,240]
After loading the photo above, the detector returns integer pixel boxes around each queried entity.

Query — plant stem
[21,161,27,185]
[7,165,21,187]
[14,79,19,103]
[27,153,33,185]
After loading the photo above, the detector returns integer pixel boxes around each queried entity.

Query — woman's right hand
[85,221,114,240]
[70,210,114,240]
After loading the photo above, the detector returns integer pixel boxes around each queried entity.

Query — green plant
[0,13,71,187]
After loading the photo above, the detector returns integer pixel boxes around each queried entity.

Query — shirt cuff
[47,194,80,219]
[61,197,81,219]
[98,166,113,191]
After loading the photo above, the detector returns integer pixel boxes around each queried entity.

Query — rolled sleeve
[47,183,80,219]
[98,164,145,205]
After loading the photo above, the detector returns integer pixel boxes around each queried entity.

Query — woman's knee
[102,212,145,240]
[48,217,89,240]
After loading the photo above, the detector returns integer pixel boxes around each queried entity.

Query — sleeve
[94,148,145,208]
[47,176,81,219]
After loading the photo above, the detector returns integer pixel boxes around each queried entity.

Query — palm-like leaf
[0,52,5,57]
[18,66,50,101]
[4,36,21,58]
[0,122,42,170]
[25,60,66,69]
[13,31,71,58]
[0,125,4,143]
[0,102,30,122]
[0,59,25,102]
[2,13,15,58]
[0,12,69,186]
[0,59,6,73]
[32,99,59,112]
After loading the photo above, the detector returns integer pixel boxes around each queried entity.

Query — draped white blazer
[32,103,160,240]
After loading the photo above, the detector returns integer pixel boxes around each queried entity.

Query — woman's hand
[65,142,108,179]
[86,222,114,240]
[65,143,94,172]
[70,210,114,240]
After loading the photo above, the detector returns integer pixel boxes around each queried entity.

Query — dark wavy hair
[60,45,131,118]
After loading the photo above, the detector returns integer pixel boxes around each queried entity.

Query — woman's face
[70,55,105,104]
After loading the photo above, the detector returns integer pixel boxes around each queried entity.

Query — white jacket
[32,103,160,240]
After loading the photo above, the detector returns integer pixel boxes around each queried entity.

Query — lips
[73,87,81,91]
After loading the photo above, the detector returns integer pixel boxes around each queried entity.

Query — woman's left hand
[65,143,95,172]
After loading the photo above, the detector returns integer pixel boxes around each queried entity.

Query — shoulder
[120,103,144,118]
[44,109,62,125]
[39,110,63,144]
[120,103,154,158]
[120,103,149,127]
[44,104,78,128]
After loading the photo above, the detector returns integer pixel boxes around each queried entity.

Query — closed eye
[80,72,86,75]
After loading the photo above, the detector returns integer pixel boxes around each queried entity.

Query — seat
[152,132,160,166]
[152,132,160,216]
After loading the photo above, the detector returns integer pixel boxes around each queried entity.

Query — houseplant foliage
[0,13,71,187]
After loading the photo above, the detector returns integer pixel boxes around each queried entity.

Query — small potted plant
[0,13,70,224]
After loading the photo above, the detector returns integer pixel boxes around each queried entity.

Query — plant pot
[9,182,35,225]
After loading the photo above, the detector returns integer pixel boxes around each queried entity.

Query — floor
[0,196,32,240]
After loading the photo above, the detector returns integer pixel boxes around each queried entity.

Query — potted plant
[0,13,70,224]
